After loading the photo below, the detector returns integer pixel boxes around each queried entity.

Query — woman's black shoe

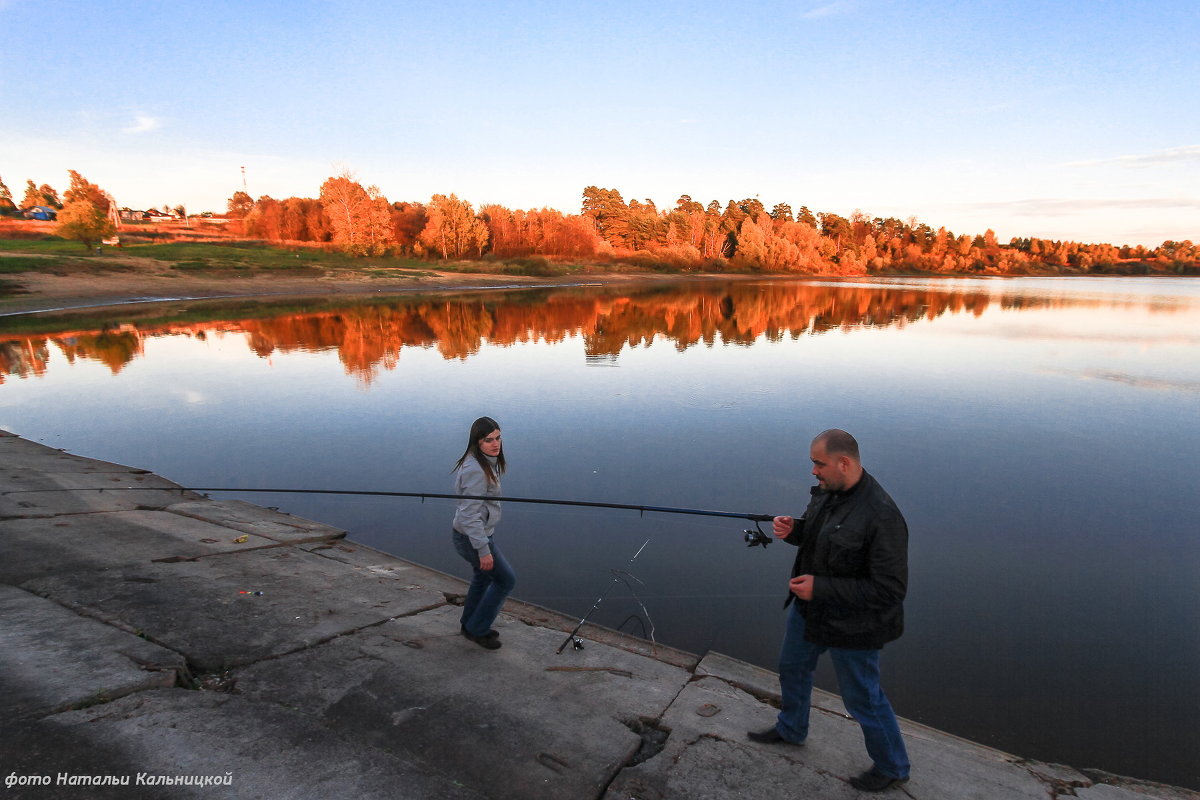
[461,625,499,640]
[463,631,502,649]
[849,768,908,792]
[747,727,802,745]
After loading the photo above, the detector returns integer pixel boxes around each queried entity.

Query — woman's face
[478,429,502,458]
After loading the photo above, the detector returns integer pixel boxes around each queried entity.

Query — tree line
[230,178,1199,275]
[4,170,1196,274]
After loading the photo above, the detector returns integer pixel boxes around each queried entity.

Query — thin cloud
[1081,370,1200,393]
[1065,144,1200,168]
[123,114,163,134]
[802,0,856,19]
[968,197,1200,217]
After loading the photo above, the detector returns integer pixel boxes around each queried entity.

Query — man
[748,429,911,793]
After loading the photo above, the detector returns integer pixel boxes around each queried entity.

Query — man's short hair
[815,429,860,461]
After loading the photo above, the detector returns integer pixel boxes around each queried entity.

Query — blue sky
[2,0,1196,247]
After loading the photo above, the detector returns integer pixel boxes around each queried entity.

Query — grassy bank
[0,236,609,300]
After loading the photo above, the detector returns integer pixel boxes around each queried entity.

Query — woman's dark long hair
[452,416,506,485]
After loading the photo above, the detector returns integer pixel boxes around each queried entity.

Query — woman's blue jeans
[777,604,910,780]
[452,530,516,638]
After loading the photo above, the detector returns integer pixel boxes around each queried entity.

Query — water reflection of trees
[0,281,1138,383]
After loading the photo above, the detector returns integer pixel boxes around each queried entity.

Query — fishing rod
[186,487,779,547]
[48,483,778,650]
[557,538,653,655]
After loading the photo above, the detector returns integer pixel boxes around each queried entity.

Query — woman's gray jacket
[453,456,502,557]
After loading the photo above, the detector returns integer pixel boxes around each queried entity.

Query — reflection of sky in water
[1,277,1198,790]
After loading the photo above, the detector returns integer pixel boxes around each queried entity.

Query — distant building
[22,206,57,221]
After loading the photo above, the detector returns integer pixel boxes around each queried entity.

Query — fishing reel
[744,521,772,548]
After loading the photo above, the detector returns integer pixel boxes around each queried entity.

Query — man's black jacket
[785,470,908,649]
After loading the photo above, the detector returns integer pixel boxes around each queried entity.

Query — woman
[451,416,516,650]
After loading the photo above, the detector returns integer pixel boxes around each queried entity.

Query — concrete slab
[0,510,279,584]
[301,538,471,596]
[0,487,203,518]
[0,433,201,517]
[166,499,345,544]
[303,539,705,676]
[232,604,693,800]
[695,650,781,701]
[0,469,183,493]
[0,585,185,720]
[0,688,486,800]
[22,546,448,670]
[0,433,157,474]
[894,721,1061,799]
[607,674,873,800]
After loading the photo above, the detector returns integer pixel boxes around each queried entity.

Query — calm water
[2,277,1198,789]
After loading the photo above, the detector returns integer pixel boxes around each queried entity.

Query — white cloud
[1065,144,1200,168]
[968,197,1200,217]
[123,114,163,134]
[802,0,856,19]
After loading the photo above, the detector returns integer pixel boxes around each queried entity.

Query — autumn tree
[817,212,851,255]
[64,171,109,210]
[226,191,254,219]
[319,173,395,256]
[581,186,632,249]
[37,183,62,208]
[243,196,283,239]
[419,194,488,259]
[284,197,330,242]
[390,202,427,255]
[625,199,665,250]
[0,176,13,212]
[55,196,117,250]
[732,214,769,269]
[479,204,525,257]
[771,218,826,272]
[718,201,748,258]
[541,211,603,257]
[22,180,43,209]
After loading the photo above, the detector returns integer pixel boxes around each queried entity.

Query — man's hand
[773,515,795,539]
[479,554,495,571]
[789,574,814,601]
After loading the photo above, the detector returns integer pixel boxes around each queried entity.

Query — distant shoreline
[0,267,695,316]
[1,256,1193,318]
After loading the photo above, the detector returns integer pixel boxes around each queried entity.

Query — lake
[2,276,1197,789]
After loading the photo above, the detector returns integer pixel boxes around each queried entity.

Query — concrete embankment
[1,429,1195,800]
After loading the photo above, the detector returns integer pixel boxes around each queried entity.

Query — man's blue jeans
[776,604,910,780]
[452,530,516,638]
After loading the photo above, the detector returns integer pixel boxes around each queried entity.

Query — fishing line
[556,539,654,655]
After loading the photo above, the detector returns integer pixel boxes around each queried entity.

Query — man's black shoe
[849,768,908,792]
[747,726,802,745]
[461,625,499,639]
[463,631,501,650]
